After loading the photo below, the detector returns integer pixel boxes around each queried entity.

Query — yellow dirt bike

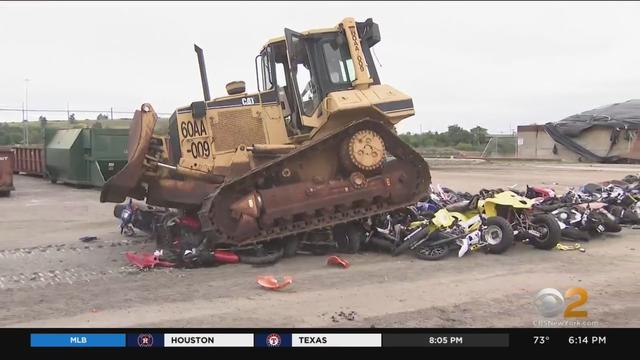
[450,190,560,250]
[367,197,513,260]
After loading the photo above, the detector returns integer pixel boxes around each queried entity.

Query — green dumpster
[44,128,129,187]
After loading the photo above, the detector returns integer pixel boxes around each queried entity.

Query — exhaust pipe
[194,44,211,101]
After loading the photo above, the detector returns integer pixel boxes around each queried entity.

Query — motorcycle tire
[622,210,640,225]
[368,236,395,252]
[282,235,300,258]
[238,247,284,265]
[335,222,365,254]
[602,219,622,233]
[530,214,561,250]
[113,204,128,219]
[392,226,430,256]
[484,216,514,254]
[414,245,450,261]
[561,227,590,241]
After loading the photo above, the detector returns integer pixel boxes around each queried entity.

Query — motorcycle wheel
[392,226,430,256]
[238,246,284,265]
[334,222,365,254]
[113,204,126,218]
[414,245,450,261]
[484,216,514,254]
[530,214,561,250]
[561,227,590,241]
[282,235,300,258]
[622,210,640,225]
[368,236,395,252]
[602,219,622,233]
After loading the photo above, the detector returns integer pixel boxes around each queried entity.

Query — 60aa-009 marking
[190,141,211,159]
[181,119,208,138]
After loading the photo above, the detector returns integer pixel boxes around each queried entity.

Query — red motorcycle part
[125,251,175,269]
[213,250,240,264]
[178,215,201,231]
[257,275,293,290]
[326,255,350,268]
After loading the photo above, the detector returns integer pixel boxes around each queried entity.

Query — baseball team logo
[266,333,281,347]
[137,333,154,347]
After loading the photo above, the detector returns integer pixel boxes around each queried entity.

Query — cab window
[322,39,355,85]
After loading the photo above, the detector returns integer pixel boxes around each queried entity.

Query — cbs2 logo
[534,287,588,318]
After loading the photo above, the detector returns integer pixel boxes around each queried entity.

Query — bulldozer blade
[100,103,158,203]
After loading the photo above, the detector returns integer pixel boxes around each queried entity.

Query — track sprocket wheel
[341,129,386,173]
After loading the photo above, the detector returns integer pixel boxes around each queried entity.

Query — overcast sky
[1,1,639,133]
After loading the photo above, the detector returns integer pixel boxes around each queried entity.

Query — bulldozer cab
[258,18,382,137]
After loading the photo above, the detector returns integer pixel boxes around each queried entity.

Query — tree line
[399,124,491,151]
[2,120,514,156]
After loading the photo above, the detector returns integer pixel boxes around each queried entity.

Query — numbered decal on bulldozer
[180,119,208,138]
[177,112,215,169]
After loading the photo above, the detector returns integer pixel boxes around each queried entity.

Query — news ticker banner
[30,333,504,348]
[27,331,624,348]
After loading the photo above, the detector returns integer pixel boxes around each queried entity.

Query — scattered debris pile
[115,174,640,268]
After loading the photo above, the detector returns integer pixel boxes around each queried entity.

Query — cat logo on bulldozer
[241,97,255,106]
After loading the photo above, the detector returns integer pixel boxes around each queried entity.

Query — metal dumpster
[0,147,15,196]
[45,128,129,187]
[13,145,45,176]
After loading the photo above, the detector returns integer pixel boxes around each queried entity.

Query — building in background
[517,100,640,163]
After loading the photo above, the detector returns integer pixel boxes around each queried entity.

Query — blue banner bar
[31,334,125,347]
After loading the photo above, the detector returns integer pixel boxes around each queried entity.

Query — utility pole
[24,78,30,144]
[110,107,113,121]
[67,103,70,120]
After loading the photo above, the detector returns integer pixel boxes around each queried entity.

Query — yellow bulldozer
[101,17,431,261]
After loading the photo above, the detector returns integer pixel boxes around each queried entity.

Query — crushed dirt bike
[365,196,513,260]
[525,185,556,200]
[429,183,473,206]
[113,199,287,268]
[577,184,640,224]
[114,198,173,238]
[558,185,638,227]
[536,200,621,241]
[456,190,561,250]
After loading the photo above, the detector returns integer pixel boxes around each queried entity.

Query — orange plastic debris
[256,275,293,290]
[327,255,350,268]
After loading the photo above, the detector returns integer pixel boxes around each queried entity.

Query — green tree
[470,126,488,145]
[445,124,473,145]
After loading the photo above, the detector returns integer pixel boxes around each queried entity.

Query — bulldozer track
[198,119,431,247]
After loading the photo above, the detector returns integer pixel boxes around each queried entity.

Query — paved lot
[1,162,639,327]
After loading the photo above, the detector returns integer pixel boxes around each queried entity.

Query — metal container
[45,128,129,187]
[12,145,45,176]
[0,147,15,196]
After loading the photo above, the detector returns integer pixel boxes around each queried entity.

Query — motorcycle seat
[445,201,470,212]
[445,195,479,213]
